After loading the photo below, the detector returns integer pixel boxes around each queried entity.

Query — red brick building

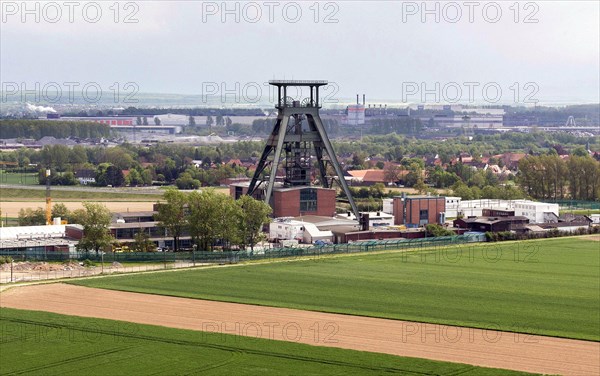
[393,195,446,226]
[270,187,336,217]
[230,183,336,218]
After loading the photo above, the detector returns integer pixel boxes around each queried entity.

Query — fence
[0,235,482,283]
[0,234,480,264]
[548,200,600,211]
[0,261,199,284]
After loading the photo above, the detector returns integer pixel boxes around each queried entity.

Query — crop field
[0,308,528,376]
[72,237,600,341]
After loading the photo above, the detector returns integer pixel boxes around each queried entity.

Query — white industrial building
[444,197,462,218]
[0,224,81,254]
[335,211,394,228]
[513,201,560,224]
[342,104,366,125]
[269,218,334,244]
[386,197,560,224]
[459,199,520,217]
[458,199,559,224]
[382,198,393,215]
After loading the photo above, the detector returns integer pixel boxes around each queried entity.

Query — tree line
[156,189,272,252]
[18,192,273,254]
[0,120,111,139]
[518,153,600,201]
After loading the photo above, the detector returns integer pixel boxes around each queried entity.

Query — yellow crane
[45,169,52,225]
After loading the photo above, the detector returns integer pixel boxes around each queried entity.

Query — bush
[82,259,96,267]
[485,226,599,242]
[0,256,13,265]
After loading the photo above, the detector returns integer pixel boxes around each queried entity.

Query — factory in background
[342,94,366,125]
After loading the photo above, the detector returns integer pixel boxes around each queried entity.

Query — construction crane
[45,168,52,225]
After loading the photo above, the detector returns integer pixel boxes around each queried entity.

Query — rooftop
[459,216,529,224]
[0,225,70,240]
[269,80,328,86]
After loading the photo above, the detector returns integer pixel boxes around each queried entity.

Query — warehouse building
[453,216,530,232]
[392,195,446,227]
[0,224,82,256]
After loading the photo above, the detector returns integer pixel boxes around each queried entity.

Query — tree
[175,172,200,189]
[76,202,114,255]
[51,203,71,222]
[127,169,144,186]
[141,169,153,186]
[236,195,271,251]
[18,208,46,226]
[425,224,454,237]
[383,164,404,185]
[154,117,161,125]
[188,115,196,127]
[142,116,149,126]
[136,116,142,125]
[216,114,224,126]
[97,164,125,187]
[41,145,70,171]
[206,116,214,128]
[132,229,155,252]
[187,189,221,251]
[156,189,188,252]
[572,146,589,157]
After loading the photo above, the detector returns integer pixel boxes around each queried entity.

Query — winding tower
[246,80,359,219]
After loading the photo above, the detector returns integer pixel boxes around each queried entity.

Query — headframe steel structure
[247,80,360,219]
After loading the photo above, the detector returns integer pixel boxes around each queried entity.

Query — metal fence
[548,200,600,210]
[1,234,481,263]
[0,261,199,284]
[0,234,482,283]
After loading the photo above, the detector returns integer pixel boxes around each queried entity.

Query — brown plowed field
[1,283,598,375]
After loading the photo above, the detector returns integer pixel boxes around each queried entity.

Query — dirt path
[582,234,600,242]
[1,283,598,375]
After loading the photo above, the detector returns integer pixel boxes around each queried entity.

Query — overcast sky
[1,1,598,105]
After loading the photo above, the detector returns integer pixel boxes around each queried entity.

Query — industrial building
[231,182,337,218]
[336,211,394,228]
[444,197,462,218]
[49,116,182,134]
[459,199,559,223]
[513,201,560,224]
[393,195,446,227]
[109,210,192,250]
[269,218,334,244]
[0,224,82,256]
[342,94,366,126]
[454,216,530,232]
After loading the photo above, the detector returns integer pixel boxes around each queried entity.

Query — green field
[0,171,38,185]
[72,238,600,341]
[0,308,528,375]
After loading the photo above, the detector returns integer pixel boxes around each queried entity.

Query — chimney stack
[356,94,359,105]
[363,94,365,105]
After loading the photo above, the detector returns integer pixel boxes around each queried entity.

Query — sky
[1,0,599,106]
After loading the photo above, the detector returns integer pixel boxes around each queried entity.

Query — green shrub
[82,259,96,267]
